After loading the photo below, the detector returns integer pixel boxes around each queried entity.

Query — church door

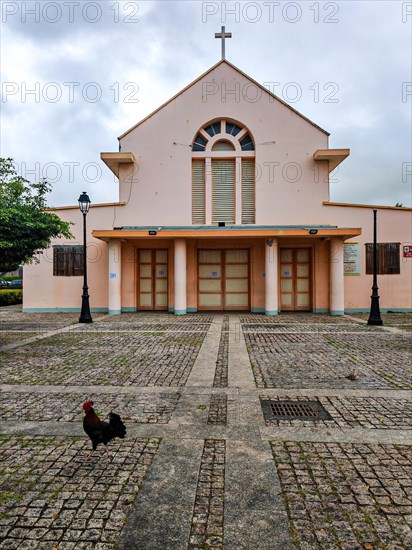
[137,249,168,310]
[198,249,249,310]
[280,248,312,311]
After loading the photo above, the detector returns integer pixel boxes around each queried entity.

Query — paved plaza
[0,308,411,549]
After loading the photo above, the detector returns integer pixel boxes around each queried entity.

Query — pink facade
[23,61,412,314]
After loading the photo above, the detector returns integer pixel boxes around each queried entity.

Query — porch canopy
[93,225,362,316]
[92,225,361,241]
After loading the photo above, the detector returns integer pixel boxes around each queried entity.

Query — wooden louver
[241,159,255,224]
[192,160,206,224]
[53,245,84,276]
[212,159,235,224]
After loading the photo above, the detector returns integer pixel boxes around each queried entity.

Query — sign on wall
[344,242,361,275]
[403,245,412,258]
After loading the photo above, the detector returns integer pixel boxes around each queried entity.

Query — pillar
[108,239,121,315]
[174,238,187,315]
[265,238,278,315]
[330,237,344,315]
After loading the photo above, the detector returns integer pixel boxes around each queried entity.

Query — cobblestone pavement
[1,332,207,386]
[260,395,412,430]
[0,392,181,424]
[0,310,411,549]
[270,441,412,549]
[244,326,411,390]
[213,316,229,388]
[0,435,160,549]
[188,439,226,549]
[207,395,228,425]
[349,312,412,330]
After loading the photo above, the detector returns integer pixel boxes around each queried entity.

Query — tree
[0,158,73,273]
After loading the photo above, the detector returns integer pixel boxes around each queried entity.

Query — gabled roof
[118,59,330,140]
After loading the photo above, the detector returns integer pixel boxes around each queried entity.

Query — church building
[23,32,412,315]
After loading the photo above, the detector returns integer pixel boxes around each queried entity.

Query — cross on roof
[215,26,232,60]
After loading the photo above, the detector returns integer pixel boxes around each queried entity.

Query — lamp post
[78,192,92,323]
[367,209,383,325]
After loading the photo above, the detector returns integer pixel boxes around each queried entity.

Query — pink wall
[23,205,112,311]
[22,62,411,313]
[117,62,329,227]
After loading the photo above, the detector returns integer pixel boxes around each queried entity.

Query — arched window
[191,119,255,225]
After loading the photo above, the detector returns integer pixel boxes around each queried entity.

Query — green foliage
[0,158,73,273]
[0,289,22,306]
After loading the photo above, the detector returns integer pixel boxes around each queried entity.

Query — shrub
[0,289,23,306]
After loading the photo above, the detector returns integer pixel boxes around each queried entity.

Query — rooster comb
[82,400,94,411]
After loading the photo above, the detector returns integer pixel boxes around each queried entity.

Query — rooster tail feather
[109,412,126,439]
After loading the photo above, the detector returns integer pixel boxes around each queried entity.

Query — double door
[138,249,168,310]
[198,249,249,310]
[280,248,312,311]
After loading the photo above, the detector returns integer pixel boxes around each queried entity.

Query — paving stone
[243,322,411,389]
[0,391,180,424]
[213,315,229,387]
[0,435,160,548]
[270,441,412,549]
[188,440,226,550]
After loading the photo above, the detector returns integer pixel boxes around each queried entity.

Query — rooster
[82,400,126,459]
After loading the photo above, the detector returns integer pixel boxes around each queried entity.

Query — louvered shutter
[212,159,235,224]
[192,160,205,224]
[365,243,400,274]
[53,245,84,276]
[241,159,255,224]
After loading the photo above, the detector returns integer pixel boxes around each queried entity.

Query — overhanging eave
[314,149,350,172]
[100,152,135,178]
[93,226,362,242]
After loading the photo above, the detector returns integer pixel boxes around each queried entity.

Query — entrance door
[198,249,249,310]
[280,248,311,311]
[138,249,168,310]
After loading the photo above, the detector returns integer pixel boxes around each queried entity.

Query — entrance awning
[93,225,362,241]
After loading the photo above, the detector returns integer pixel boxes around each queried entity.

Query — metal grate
[261,399,333,421]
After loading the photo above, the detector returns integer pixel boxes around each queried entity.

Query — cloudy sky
[1,0,411,208]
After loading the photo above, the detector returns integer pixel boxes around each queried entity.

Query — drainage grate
[261,399,333,421]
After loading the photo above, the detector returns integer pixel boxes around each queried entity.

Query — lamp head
[78,192,91,214]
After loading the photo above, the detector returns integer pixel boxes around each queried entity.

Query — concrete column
[108,239,121,315]
[330,237,344,315]
[265,238,278,316]
[174,238,187,315]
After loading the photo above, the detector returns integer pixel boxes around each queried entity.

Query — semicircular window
[191,120,254,151]
[193,133,207,151]
[212,140,236,151]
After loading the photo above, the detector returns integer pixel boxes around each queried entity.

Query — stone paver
[260,395,412,429]
[0,435,160,549]
[270,441,412,549]
[213,315,229,388]
[0,391,181,424]
[0,309,411,549]
[207,395,228,425]
[244,329,411,390]
[188,439,225,549]
[1,332,207,386]
[349,311,412,331]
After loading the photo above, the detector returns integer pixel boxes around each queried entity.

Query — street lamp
[367,209,383,326]
[78,192,92,323]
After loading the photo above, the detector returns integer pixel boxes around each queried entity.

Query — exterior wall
[319,205,412,311]
[22,62,411,313]
[116,62,329,227]
[23,206,113,312]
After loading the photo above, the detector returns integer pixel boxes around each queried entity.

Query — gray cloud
[1,0,411,207]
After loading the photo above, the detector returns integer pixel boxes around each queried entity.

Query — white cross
[215,26,232,60]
